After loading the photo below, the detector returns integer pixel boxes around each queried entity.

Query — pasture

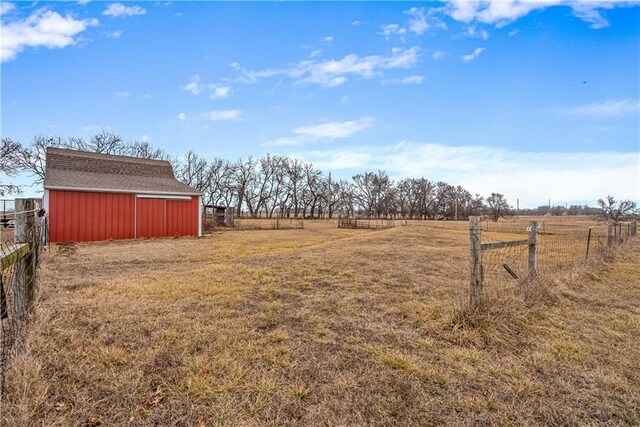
[3,219,639,425]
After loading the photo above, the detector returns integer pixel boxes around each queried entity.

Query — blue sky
[1,0,639,207]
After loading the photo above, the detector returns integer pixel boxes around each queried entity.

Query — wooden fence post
[225,207,235,228]
[585,227,592,259]
[469,216,482,307]
[14,198,36,318]
[632,220,637,237]
[618,223,622,243]
[528,221,538,276]
[607,219,614,248]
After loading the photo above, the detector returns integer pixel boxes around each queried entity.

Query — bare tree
[233,157,256,217]
[597,195,638,221]
[1,138,22,195]
[177,151,212,202]
[486,192,511,221]
[10,132,172,188]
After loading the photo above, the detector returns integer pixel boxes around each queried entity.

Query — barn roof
[44,148,201,196]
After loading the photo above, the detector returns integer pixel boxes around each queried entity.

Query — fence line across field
[468,216,637,307]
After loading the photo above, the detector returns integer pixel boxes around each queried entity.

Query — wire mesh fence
[0,206,47,398]
[234,217,304,231]
[337,217,395,229]
[475,218,637,302]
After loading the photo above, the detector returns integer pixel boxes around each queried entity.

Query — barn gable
[44,148,200,195]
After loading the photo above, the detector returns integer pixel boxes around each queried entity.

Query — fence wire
[480,221,635,293]
[337,217,395,229]
[1,214,47,396]
[234,217,304,231]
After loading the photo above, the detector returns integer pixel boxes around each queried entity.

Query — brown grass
[2,220,639,426]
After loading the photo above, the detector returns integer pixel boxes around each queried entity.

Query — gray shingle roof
[44,148,200,195]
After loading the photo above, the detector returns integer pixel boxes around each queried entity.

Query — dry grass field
[3,219,639,425]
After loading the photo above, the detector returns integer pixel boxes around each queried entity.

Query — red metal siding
[136,198,166,239]
[49,191,198,242]
[49,190,135,243]
[166,197,199,236]
[136,196,199,239]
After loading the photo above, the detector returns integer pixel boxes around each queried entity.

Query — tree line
[1,132,637,221]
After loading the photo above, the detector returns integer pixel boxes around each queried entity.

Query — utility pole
[327,172,332,219]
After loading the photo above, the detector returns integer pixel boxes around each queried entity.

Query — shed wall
[49,190,200,242]
[49,190,135,242]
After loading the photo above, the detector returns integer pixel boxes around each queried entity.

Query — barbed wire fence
[468,216,637,306]
[0,199,47,405]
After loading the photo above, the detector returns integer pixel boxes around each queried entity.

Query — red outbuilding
[43,148,202,243]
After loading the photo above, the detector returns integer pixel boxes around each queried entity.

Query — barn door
[136,198,166,238]
[135,196,198,239]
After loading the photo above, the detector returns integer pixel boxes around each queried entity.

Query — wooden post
[585,227,592,259]
[469,216,482,307]
[528,221,538,275]
[607,219,614,248]
[619,223,623,243]
[632,220,637,237]
[14,198,36,318]
[14,198,36,245]
[225,207,235,228]
[276,213,280,230]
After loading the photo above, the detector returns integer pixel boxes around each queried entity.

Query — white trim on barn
[43,189,50,213]
[198,196,202,237]
[44,185,201,196]
[136,194,193,200]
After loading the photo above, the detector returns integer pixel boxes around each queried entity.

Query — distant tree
[597,195,638,221]
[10,131,172,187]
[1,137,22,195]
[486,192,511,221]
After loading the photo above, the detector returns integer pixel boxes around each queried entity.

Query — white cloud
[465,25,490,40]
[182,75,201,95]
[569,2,613,29]
[508,29,519,36]
[141,134,150,142]
[383,75,425,85]
[182,76,232,99]
[113,91,130,98]
[77,0,91,5]
[352,20,362,26]
[432,50,448,60]
[231,46,420,87]
[324,35,334,43]
[210,85,231,99]
[462,47,486,62]
[0,2,15,15]
[263,117,374,147]
[103,3,147,17]
[177,112,186,121]
[301,142,640,206]
[555,98,640,119]
[340,96,350,105]
[106,30,123,38]
[197,109,243,122]
[444,0,631,29]
[1,10,98,62]
[379,24,407,39]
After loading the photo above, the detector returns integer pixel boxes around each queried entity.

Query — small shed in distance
[44,148,202,243]
[202,205,234,231]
